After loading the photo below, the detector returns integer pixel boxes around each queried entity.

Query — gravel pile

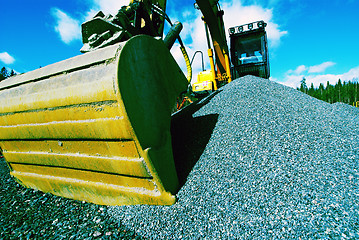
[0,162,140,239]
[108,75,359,239]
[1,75,358,239]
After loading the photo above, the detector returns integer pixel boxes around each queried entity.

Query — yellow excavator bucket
[0,35,188,205]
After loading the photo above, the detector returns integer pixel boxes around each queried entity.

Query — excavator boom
[191,0,232,94]
[195,0,229,76]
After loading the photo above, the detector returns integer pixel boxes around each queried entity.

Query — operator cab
[229,21,270,79]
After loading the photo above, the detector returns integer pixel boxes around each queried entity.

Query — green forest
[297,78,359,107]
[0,66,16,81]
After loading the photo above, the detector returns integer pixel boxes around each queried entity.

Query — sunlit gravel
[108,75,359,239]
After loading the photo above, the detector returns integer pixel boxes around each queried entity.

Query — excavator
[191,18,269,94]
[229,21,270,79]
[0,0,269,206]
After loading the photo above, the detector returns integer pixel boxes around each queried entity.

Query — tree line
[298,77,359,106]
[0,66,16,81]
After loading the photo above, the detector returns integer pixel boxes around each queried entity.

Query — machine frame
[229,20,270,79]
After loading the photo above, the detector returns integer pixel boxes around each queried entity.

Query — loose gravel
[109,76,359,239]
[1,75,358,239]
[0,157,142,240]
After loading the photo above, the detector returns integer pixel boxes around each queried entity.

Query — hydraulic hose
[179,41,192,83]
[153,4,192,83]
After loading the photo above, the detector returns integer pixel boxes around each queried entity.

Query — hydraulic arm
[196,0,231,81]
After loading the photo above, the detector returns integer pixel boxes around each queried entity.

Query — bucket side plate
[0,36,188,205]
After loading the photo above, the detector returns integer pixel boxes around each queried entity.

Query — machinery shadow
[171,91,220,187]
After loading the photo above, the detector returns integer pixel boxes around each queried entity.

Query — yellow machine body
[191,0,232,94]
[0,35,188,205]
[192,70,214,93]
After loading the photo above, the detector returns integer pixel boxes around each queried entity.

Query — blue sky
[1,0,359,88]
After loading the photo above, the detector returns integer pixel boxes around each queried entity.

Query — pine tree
[10,69,16,76]
[0,66,16,81]
[325,81,333,103]
[308,83,315,97]
[0,67,8,81]
[318,83,325,101]
[300,77,308,94]
[336,79,342,102]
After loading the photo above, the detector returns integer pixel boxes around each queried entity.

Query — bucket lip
[0,43,122,91]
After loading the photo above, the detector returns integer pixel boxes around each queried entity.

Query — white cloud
[308,61,335,73]
[286,65,307,75]
[221,0,288,47]
[341,66,359,82]
[52,8,81,44]
[51,1,131,44]
[281,74,305,88]
[0,52,15,64]
[305,74,340,87]
[86,0,130,19]
[281,63,359,88]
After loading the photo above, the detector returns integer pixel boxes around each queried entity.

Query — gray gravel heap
[0,156,142,239]
[108,75,359,239]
